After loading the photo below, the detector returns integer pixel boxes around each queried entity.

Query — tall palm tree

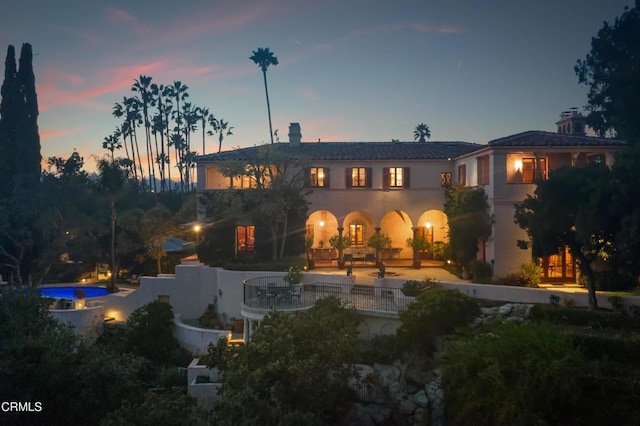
[195,106,210,155]
[96,157,128,293]
[132,75,157,192]
[102,130,122,161]
[250,47,278,144]
[413,123,431,142]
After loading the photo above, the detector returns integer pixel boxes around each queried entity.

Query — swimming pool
[39,286,110,299]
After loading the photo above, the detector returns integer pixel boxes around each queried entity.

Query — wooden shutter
[303,167,311,187]
[366,167,372,188]
[345,168,352,188]
[323,167,330,188]
[382,167,390,189]
[403,167,410,188]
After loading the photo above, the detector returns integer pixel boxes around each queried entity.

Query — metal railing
[243,277,417,315]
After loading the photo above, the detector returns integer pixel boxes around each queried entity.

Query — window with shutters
[383,167,410,189]
[441,172,452,187]
[309,167,329,188]
[458,165,466,186]
[347,167,371,188]
[477,156,490,186]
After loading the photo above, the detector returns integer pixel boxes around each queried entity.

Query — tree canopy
[208,297,362,425]
[514,164,620,309]
[444,185,494,273]
[576,1,640,144]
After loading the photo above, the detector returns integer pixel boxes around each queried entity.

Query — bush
[443,322,584,426]
[530,304,640,330]
[493,272,537,287]
[400,276,439,296]
[469,260,492,284]
[125,300,182,365]
[398,288,479,352]
[594,271,637,291]
[520,262,542,287]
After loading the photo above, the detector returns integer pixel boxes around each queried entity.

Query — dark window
[458,165,466,186]
[477,156,490,186]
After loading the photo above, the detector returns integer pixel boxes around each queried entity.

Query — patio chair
[343,254,354,265]
[364,253,376,264]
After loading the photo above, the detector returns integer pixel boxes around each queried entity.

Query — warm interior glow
[319,221,325,227]
[194,224,201,233]
[514,159,523,172]
[426,222,431,229]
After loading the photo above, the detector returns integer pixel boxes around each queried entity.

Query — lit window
[236,225,255,253]
[441,172,452,187]
[351,168,367,187]
[522,158,547,183]
[389,167,403,187]
[349,224,364,246]
[310,167,326,187]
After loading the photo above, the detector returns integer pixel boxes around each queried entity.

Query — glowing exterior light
[319,221,325,227]
[194,224,201,233]
[514,159,523,172]
[426,222,431,229]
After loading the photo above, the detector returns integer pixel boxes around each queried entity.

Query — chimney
[555,108,586,136]
[288,122,302,146]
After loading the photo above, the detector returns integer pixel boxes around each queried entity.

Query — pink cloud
[40,127,81,140]
[400,22,465,34]
[105,7,153,33]
[299,87,317,101]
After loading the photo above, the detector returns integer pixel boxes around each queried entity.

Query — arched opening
[306,210,338,261]
[380,210,414,259]
[342,211,375,248]
[416,210,448,260]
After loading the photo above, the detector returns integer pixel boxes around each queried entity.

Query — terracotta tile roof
[196,141,483,162]
[487,131,626,148]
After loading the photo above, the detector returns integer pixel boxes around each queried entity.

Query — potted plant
[318,240,324,248]
[329,234,351,269]
[406,236,431,269]
[367,232,392,267]
[401,276,439,296]
[305,235,315,270]
[284,265,303,285]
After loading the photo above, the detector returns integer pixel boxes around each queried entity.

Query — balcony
[242,276,416,316]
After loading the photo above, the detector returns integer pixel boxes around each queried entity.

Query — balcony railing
[243,276,416,315]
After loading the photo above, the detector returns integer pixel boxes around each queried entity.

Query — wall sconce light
[514,159,522,173]
[319,220,325,227]
[425,222,431,229]
[218,289,223,297]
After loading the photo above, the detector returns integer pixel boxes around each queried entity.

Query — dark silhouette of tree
[208,116,234,153]
[102,130,122,160]
[0,43,43,287]
[95,156,129,292]
[132,75,157,192]
[413,123,431,142]
[576,1,640,144]
[514,164,618,309]
[250,47,278,144]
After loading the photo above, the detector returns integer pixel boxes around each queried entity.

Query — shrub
[398,288,479,352]
[469,260,492,284]
[493,272,537,287]
[594,271,637,291]
[400,276,439,296]
[530,304,640,330]
[125,300,181,364]
[520,262,542,288]
[443,322,584,426]
[607,295,626,313]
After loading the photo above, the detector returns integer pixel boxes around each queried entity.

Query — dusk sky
[0,0,632,173]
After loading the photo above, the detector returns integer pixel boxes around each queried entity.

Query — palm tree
[132,75,157,192]
[208,116,234,153]
[250,47,278,144]
[102,130,122,161]
[96,156,128,292]
[195,106,209,155]
[413,123,431,142]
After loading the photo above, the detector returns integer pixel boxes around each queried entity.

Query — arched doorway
[306,210,338,260]
[380,210,414,259]
[416,210,448,260]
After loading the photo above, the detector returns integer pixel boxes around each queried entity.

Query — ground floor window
[539,246,574,280]
[349,223,364,246]
[236,225,255,253]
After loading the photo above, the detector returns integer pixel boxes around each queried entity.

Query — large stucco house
[195,111,626,280]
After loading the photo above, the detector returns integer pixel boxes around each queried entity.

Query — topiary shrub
[398,287,480,352]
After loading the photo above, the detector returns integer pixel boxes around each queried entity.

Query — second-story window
[441,172,452,187]
[477,156,490,186]
[309,167,329,188]
[522,158,547,183]
[346,167,372,188]
[458,165,466,186]
[383,167,410,189]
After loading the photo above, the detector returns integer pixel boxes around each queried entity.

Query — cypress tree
[16,43,41,182]
[0,45,18,200]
